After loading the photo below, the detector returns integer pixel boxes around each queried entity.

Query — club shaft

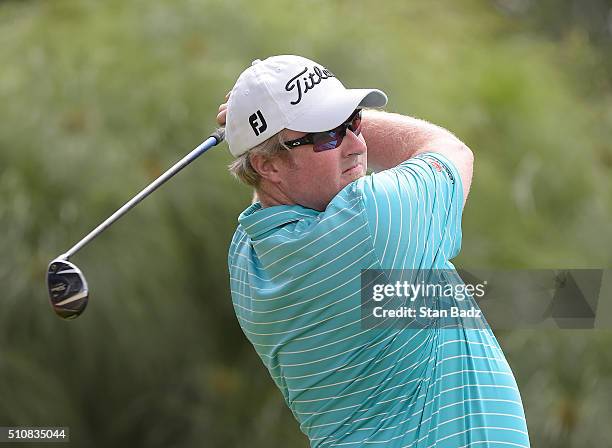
[59,130,224,260]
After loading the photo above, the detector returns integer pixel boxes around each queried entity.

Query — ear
[250,154,286,184]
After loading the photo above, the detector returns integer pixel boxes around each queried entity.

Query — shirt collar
[238,202,319,239]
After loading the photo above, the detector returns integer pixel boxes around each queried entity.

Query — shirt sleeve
[356,152,464,269]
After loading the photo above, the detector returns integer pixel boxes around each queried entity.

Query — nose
[341,127,366,157]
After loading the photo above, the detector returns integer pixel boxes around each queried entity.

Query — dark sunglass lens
[350,110,362,131]
[313,130,342,152]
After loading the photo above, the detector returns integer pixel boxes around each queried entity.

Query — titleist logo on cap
[285,66,335,105]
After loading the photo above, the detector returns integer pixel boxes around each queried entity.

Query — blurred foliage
[0,0,611,446]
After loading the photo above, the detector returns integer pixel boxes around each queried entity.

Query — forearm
[362,109,467,172]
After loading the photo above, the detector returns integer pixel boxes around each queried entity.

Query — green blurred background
[1,0,611,446]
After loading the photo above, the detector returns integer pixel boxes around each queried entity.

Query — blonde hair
[227,132,291,187]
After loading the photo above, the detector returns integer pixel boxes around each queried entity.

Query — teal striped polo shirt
[228,153,530,447]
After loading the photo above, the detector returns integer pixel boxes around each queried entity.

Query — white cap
[225,55,388,157]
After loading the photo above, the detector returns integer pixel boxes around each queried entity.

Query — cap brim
[286,88,388,133]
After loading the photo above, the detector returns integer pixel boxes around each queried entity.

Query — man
[218,55,530,447]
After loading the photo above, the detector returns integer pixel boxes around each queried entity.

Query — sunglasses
[283,109,362,152]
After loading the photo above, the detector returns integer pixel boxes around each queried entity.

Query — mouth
[343,163,362,175]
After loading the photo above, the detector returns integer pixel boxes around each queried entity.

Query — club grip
[210,128,225,144]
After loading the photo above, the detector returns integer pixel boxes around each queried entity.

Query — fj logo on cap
[249,110,267,136]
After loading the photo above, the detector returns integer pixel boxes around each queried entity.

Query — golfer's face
[279,127,367,211]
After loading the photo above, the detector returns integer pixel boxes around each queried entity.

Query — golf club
[47,128,225,320]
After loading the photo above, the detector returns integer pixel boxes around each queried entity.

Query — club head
[47,259,89,319]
